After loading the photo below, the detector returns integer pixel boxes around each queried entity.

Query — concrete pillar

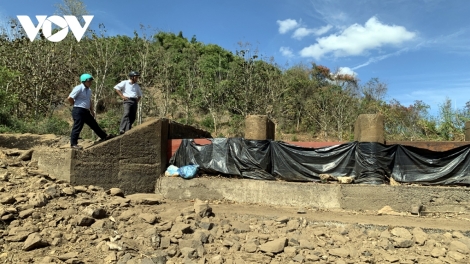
[465,121,470,141]
[244,115,275,140]
[354,114,385,144]
[353,114,387,184]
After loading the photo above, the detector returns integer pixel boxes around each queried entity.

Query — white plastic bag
[165,165,179,177]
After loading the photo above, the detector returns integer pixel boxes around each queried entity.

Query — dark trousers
[119,98,138,132]
[70,107,107,146]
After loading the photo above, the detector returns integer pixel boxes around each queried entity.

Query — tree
[0,28,78,118]
[0,66,20,125]
[280,64,313,133]
[224,43,270,120]
[133,26,160,125]
[54,0,91,39]
[79,25,118,121]
[329,71,360,140]
[193,44,233,134]
[437,98,466,140]
[361,77,387,102]
[384,99,432,140]
[54,0,89,16]
[152,32,191,118]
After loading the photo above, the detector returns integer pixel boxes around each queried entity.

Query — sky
[1,0,470,117]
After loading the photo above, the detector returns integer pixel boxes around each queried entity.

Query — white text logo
[17,15,94,42]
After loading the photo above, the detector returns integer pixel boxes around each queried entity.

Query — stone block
[354,114,384,143]
[245,115,275,140]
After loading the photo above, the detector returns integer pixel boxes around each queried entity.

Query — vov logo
[17,15,94,42]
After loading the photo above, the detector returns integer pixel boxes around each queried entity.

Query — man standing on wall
[68,73,114,150]
[114,71,143,135]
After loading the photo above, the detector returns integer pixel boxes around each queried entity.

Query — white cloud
[280,46,294,57]
[299,16,416,60]
[352,46,412,70]
[337,67,357,76]
[292,28,314,40]
[314,24,333,36]
[292,24,333,40]
[276,19,299,34]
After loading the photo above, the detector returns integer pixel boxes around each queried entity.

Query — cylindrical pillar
[244,115,275,140]
[354,114,385,144]
[465,121,470,141]
[353,114,387,185]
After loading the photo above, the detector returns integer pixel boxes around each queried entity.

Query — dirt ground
[1,135,470,263]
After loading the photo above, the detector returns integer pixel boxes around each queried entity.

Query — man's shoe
[119,131,125,135]
[98,134,115,142]
[71,145,83,150]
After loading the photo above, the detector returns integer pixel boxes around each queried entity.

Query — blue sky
[1,0,470,116]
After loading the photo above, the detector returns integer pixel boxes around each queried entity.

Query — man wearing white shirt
[114,71,143,134]
[68,73,113,149]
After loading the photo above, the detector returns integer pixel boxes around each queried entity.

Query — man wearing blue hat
[67,73,113,150]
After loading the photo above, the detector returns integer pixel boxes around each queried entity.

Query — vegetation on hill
[0,0,469,141]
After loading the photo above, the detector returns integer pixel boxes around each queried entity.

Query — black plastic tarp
[392,144,470,185]
[170,138,275,180]
[354,143,396,184]
[169,139,470,185]
[270,141,357,182]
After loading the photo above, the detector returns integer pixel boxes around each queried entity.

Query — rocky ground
[1,147,470,264]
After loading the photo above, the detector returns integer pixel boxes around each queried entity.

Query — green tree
[328,71,360,140]
[0,66,20,125]
[384,99,432,141]
[194,44,233,134]
[280,64,313,133]
[359,77,388,114]
[437,98,466,140]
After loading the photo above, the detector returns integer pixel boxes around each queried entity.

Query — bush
[200,115,214,130]
[0,115,70,135]
[228,114,244,137]
[39,116,70,135]
[0,111,13,128]
[97,108,122,136]
[0,125,11,133]
[176,117,196,126]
